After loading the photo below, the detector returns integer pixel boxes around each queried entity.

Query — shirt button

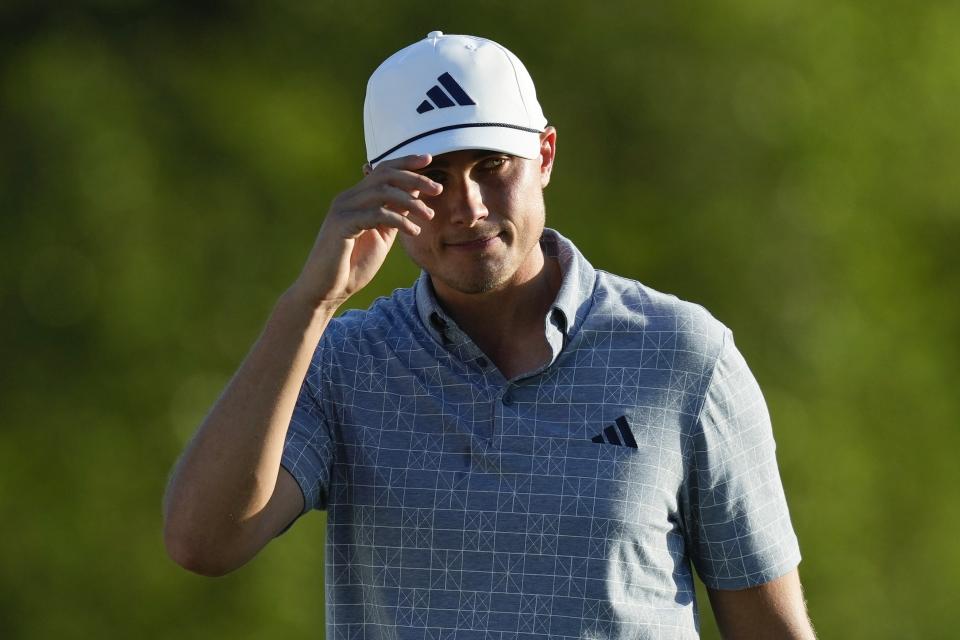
[502,391,513,406]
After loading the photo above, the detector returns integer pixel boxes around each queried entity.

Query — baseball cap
[364,31,548,168]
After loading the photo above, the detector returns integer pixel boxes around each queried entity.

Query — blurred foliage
[2,0,959,638]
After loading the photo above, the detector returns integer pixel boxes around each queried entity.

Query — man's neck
[432,247,562,357]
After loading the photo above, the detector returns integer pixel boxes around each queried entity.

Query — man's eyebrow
[426,150,508,168]
[471,149,506,159]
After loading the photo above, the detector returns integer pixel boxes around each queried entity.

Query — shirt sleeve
[277,337,337,533]
[683,328,802,590]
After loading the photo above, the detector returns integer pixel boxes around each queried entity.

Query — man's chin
[433,269,508,296]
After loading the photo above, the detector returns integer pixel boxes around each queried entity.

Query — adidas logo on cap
[416,72,476,113]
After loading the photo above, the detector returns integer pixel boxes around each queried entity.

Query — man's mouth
[446,232,504,250]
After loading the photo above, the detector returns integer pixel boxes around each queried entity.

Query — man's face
[398,128,556,297]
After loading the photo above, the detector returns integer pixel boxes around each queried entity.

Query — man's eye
[482,157,507,171]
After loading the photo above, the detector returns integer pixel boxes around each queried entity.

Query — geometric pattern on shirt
[280,228,802,640]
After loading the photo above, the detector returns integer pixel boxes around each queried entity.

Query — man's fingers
[378,185,435,221]
[374,207,422,236]
[340,206,421,238]
[378,168,443,197]
[342,162,440,207]
[338,183,435,223]
[369,155,443,196]
[325,152,443,246]
[375,153,433,171]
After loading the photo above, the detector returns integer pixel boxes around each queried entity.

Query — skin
[707,569,817,639]
[386,128,562,376]
[163,123,815,638]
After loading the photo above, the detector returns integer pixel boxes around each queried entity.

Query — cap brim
[369,124,542,168]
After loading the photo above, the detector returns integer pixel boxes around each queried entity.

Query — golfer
[164,31,816,639]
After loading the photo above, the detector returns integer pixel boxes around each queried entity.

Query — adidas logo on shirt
[416,72,476,113]
[591,416,638,448]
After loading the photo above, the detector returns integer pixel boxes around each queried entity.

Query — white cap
[364,31,548,168]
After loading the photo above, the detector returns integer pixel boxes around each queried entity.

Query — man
[164,31,816,639]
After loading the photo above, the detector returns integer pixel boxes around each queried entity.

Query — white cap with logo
[363,31,548,168]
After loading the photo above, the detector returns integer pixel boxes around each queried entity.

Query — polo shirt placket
[414,231,588,449]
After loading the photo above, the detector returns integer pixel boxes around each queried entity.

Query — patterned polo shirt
[280,227,801,639]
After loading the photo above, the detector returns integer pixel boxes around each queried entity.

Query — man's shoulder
[591,269,728,348]
[322,284,420,346]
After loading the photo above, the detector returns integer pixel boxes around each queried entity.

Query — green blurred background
[2,0,958,637]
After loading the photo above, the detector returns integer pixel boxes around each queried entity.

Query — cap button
[427,30,443,39]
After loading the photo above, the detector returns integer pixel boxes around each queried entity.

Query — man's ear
[539,126,557,188]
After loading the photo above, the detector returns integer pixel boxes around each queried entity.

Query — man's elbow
[163,518,244,577]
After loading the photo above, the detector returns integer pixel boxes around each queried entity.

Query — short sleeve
[683,329,802,590]
[278,342,337,530]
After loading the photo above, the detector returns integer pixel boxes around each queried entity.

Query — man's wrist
[279,284,342,323]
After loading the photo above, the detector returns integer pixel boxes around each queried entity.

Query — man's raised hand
[290,154,442,310]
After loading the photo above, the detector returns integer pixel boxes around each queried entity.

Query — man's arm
[161,291,336,576]
[706,568,816,639]
[162,154,442,576]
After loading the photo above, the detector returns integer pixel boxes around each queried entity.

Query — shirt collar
[415,227,596,346]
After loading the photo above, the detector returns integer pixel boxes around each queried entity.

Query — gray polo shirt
[281,227,801,639]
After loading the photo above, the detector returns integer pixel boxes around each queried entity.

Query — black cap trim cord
[369,122,544,164]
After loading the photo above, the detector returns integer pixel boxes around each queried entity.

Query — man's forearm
[162,286,337,569]
[707,570,816,640]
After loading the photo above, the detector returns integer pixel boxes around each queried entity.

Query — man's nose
[447,178,488,226]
